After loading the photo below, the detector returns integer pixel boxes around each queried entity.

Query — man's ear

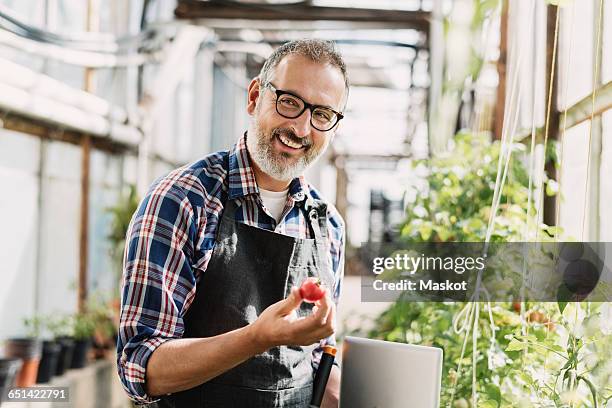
[247,78,262,116]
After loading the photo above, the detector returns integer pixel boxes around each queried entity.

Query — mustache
[272,128,312,148]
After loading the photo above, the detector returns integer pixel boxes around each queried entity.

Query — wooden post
[79,135,91,312]
[494,0,509,140]
[543,4,560,227]
[78,0,99,312]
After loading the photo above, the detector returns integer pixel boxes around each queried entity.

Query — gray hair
[259,39,350,98]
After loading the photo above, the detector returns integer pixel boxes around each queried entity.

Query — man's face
[246,54,346,182]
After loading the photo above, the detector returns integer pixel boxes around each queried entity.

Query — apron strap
[221,194,331,271]
[222,192,328,245]
[303,197,328,243]
[219,194,335,298]
[222,197,240,221]
[302,197,335,291]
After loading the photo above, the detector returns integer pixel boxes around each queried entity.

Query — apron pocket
[200,381,313,408]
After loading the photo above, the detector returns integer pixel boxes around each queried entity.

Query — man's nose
[291,109,312,138]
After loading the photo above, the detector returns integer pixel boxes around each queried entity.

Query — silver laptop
[339,336,443,408]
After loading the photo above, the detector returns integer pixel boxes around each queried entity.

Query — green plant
[400,132,542,243]
[364,132,611,406]
[87,294,117,341]
[71,312,97,340]
[505,303,612,407]
[23,315,45,338]
[47,314,73,338]
[364,133,535,405]
[107,184,140,286]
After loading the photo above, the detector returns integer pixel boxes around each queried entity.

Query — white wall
[37,141,82,316]
[0,129,40,338]
[88,151,123,299]
[558,121,591,240]
[0,131,139,340]
[0,0,217,342]
[556,0,611,242]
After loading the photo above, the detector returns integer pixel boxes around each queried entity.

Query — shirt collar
[228,132,309,203]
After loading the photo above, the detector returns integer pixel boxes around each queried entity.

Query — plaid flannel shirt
[117,134,345,404]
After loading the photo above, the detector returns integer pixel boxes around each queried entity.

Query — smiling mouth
[277,133,304,150]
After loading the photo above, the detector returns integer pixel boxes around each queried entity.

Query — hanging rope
[519,0,545,344]
[448,302,476,407]
[449,1,533,405]
[535,0,577,389]
[449,0,603,404]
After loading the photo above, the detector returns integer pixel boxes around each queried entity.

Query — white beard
[246,119,328,182]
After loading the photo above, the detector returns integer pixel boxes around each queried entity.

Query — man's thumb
[277,286,303,315]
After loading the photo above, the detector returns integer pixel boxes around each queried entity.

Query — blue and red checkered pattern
[117,134,345,403]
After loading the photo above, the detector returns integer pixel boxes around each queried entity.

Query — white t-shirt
[259,187,289,223]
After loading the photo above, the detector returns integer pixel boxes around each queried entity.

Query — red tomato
[299,277,325,302]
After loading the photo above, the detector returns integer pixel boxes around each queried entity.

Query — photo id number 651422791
[3,387,69,402]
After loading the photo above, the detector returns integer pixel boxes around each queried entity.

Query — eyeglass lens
[276,94,337,131]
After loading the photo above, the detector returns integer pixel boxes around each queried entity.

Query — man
[117,39,348,408]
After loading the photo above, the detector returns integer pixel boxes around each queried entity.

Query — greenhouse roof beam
[175,1,430,32]
[515,80,612,145]
[565,80,612,130]
[187,18,421,31]
[0,111,136,155]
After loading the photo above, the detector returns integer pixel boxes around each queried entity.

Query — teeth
[279,134,302,149]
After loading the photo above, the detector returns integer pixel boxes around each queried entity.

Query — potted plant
[69,312,96,369]
[108,184,139,289]
[87,296,118,360]
[23,314,63,384]
[4,317,43,387]
[107,185,139,336]
[36,339,61,384]
[47,315,74,376]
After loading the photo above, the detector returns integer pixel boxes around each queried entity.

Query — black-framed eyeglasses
[263,82,344,132]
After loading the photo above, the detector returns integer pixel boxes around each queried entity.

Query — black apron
[153,195,334,408]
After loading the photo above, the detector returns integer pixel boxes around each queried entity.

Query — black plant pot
[54,337,75,376]
[36,340,61,383]
[70,338,92,369]
[0,358,22,405]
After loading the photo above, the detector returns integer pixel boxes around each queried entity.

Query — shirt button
[295,192,305,201]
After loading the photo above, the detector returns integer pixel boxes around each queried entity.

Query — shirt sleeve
[116,180,200,404]
[311,210,345,372]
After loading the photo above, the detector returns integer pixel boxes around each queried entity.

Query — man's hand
[145,288,336,397]
[248,286,336,352]
[321,365,340,408]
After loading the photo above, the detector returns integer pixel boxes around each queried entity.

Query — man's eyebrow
[283,88,336,110]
